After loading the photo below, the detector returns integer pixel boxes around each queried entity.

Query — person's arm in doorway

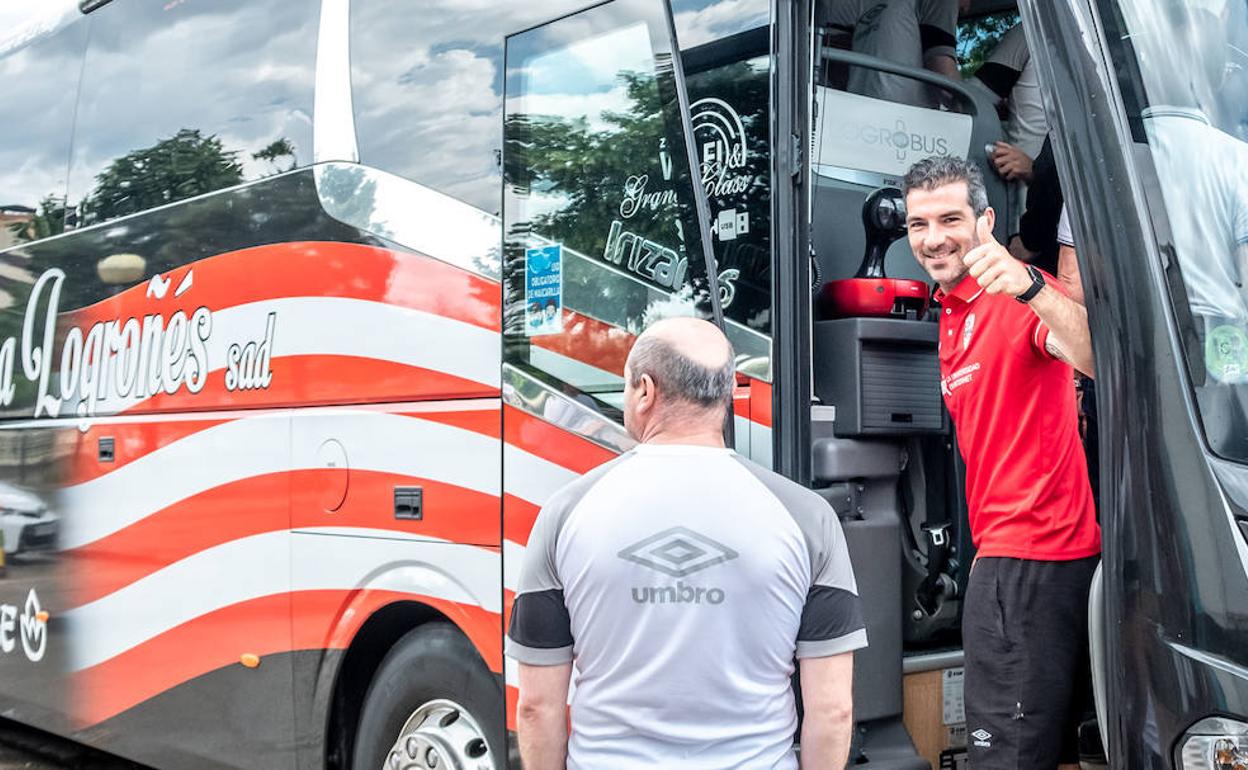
[966,216,1095,377]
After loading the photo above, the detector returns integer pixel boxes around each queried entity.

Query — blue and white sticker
[525,244,563,337]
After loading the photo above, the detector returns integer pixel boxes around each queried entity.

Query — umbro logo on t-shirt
[971,728,992,748]
[617,526,739,578]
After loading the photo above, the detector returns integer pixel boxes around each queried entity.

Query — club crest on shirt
[962,312,976,351]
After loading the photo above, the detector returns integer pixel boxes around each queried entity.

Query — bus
[0,0,1244,768]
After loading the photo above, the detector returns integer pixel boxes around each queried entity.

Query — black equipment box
[813,317,946,437]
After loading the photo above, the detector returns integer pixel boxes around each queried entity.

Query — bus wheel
[352,622,503,770]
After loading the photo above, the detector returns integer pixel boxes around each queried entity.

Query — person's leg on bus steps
[962,556,1098,770]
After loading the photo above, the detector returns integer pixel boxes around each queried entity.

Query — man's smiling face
[904,180,986,292]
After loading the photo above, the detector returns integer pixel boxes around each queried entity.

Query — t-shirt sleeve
[797,504,869,659]
[974,24,1029,100]
[505,497,575,666]
[918,0,958,61]
[1056,205,1074,247]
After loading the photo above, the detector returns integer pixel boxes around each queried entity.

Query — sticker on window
[525,244,563,337]
[1205,323,1248,383]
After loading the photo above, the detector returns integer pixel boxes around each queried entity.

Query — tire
[351,622,505,770]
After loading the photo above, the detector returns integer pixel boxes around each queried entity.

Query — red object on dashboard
[818,277,931,319]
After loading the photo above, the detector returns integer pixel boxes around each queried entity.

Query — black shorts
[962,556,1098,769]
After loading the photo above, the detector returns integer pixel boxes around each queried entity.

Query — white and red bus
[1,0,1247,768]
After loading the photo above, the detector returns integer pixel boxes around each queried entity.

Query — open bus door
[1021,0,1248,766]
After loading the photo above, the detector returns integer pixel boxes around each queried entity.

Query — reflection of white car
[0,483,57,557]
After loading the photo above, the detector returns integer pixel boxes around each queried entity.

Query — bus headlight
[1180,718,1248,769]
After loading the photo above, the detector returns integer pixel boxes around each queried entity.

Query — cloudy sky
[1,0,768,219]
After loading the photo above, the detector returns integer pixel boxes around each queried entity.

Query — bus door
[498,0,747,726]
[1023,0,1248,764]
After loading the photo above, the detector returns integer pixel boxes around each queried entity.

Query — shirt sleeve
[505,497,575,666]
[974,24,1029,100]
[1056,205,1074,247]
[918,0,958,61]
[797,505,869,659]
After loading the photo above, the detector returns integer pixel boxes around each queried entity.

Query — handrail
[819,46,987,117]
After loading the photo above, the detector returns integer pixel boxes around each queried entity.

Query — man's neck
[638,412,727,448]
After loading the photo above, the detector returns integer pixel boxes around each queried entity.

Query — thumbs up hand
[963,216,1033,297]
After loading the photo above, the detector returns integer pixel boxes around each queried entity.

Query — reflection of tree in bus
[252,138,298,175]
[6,196,67,245]
[80,129,245,226]
[506,63,773,335]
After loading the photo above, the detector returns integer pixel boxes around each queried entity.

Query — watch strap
[1015,264,1045,303]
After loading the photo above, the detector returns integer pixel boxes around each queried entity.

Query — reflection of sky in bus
[2,0,768,225]
[515,22,654,128]
[352,0,767,215]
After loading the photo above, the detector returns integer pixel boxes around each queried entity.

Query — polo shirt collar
[933,275,984,307]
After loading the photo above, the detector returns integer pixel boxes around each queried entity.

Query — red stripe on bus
[67,241,500,331]
[529,311,633,376]
[68,470,500,607]
[76,589,501,728]
[63,418,230,486]
[503,406,618,475]
[119,355,498,416]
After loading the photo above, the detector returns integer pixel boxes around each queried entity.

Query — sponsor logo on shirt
[940,362,981,397]
[619,527,738,605]
[971,728,992,748]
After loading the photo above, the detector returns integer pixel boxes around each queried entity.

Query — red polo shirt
[936,274,1100,561]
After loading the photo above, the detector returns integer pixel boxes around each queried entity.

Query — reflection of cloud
[674,0,770,48]
[517,84,639,133]
[66,0,317,206]
[523,22,653,96]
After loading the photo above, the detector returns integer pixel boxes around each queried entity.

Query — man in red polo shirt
[902,156,1099,770]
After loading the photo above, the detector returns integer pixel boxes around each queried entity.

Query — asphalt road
[0,718,142,770]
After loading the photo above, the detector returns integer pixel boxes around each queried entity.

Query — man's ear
[637,373,657,413]
[982,206,996,234]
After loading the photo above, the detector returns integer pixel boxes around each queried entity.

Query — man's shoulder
[544,451,635,515]
[730,455,835,525]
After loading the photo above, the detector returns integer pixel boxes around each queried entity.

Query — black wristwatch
[1015,264,1046,303]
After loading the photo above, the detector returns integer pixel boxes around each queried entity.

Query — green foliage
[957,11,1020,78]
[252,138,298,174]
[81,128,244,224]
[7,195,66,244]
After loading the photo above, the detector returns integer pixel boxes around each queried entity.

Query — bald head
[625,318,735,412]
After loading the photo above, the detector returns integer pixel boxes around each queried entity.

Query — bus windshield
[1101,0,1248,462]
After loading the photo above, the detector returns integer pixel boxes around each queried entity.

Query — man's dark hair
[627,335,735,410]
[902,155,989,217]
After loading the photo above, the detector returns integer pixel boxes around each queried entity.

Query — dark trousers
[962,556,1098,769]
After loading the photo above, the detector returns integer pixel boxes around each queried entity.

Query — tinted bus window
[67,0,318,229]
[349,0,588,216]
[1100,0,1248,462]
[0,20,87,250]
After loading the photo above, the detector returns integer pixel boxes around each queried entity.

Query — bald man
[507,318,866,770]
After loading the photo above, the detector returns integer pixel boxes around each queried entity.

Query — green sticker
[1205,324,1248,382]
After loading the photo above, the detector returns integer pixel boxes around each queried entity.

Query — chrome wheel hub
[383,699,494,770]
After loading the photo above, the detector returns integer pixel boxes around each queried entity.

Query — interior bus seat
[811,47,1014,298]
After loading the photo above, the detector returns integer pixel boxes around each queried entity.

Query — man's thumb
[976,215,994,244]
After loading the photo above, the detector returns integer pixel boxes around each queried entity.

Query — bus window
[0,19,87,250]
[680,7,773,373]
[66,0,318,230]
[501,0,719,416]
[1098,0,1248,462]
[349,0,587,217]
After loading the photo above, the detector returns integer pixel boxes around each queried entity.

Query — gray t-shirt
[506,443,867,770]
[973,24,1048,159]
[821,0,959,107]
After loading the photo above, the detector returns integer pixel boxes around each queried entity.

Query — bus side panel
[0,412,299,770]
[288,400,505,766]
